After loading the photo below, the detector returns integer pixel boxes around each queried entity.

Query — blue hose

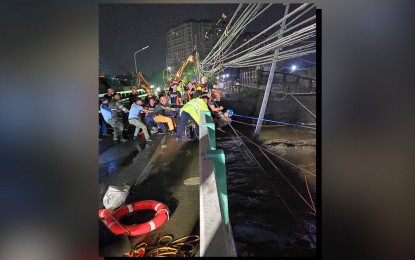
[232,113,316,130]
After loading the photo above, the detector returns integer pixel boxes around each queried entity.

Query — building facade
[166,20,223,73]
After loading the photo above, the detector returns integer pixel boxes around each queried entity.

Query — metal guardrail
[199,111,237,257]
[260,71,316,93]
[98,90,148,104]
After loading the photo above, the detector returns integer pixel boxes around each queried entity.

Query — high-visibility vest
[180,98,210,125]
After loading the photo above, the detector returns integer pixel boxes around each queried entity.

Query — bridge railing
[199,111,237,257]
[98,90,147,104]
[260,71,316,94]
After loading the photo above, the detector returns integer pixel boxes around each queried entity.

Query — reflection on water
[217,125,316,257]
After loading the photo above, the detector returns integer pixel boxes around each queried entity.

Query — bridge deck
[99,131,200,256]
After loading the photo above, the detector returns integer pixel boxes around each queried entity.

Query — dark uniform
[109,98,129,141]
[128,92,138,108]
[168,91,181,107]
[104,91,115,103]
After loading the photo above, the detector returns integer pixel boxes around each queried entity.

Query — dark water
[216,125,316,257]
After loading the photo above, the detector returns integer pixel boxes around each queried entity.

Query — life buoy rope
[99,200,170,237]
[124,235,200,257]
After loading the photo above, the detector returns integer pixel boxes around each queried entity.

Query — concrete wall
[221,94,316,124]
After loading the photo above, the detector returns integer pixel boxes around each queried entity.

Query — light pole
[134,45,149,74]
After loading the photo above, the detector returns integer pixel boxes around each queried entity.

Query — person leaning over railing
[207,93,231,129]
[175,94,211,142]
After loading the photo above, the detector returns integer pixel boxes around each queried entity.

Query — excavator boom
[171,54,195,82]
[136,72,152,96]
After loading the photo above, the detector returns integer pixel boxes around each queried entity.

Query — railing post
[202,118,216,150]
[204,150,229,224]
[199,110,236,257]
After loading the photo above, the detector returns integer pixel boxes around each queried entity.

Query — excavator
[165,52,222,101]
[162,53,196,97]
[170,53,196,82]
[136,71,152,96]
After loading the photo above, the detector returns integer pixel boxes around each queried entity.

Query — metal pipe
[254,4,290,141]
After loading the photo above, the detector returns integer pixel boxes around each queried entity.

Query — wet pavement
[99,116,316,257]
[99,128,200,256]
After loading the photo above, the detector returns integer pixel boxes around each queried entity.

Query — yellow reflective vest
[180,97,211,125]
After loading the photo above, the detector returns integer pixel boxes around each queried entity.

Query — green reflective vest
[181,98,211,125]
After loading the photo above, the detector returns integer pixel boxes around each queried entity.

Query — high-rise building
[166,19,223,73]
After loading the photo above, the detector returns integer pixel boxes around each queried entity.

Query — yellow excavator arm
[136,72,152,96]
[171,54,195,82]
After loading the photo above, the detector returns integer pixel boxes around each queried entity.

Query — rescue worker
[104,87,115,102]
[207,93,224,116]
[109,92,129,142]
[168,83,182,107]
[99,97,111,139]
[144,97,167,134]
[153,95,178,134]
[193,82,203,98]
[185,81,195,102]
[175,94,211,142]
[128,97,152,143]
[128,86,139,107]
[177,81,185,100]
[207,93,231,129]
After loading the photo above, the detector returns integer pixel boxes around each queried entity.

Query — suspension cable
[222,121,316,245]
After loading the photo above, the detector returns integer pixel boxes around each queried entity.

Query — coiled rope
[124,235,200,257]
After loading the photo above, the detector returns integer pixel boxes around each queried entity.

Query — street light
[134,45,149,74]
[277,65,297,73]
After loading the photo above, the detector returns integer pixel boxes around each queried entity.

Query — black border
[316,8,322,259]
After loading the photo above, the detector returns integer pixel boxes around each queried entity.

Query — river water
[216,124,317,257]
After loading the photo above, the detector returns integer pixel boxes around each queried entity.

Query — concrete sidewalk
[99,132,200,256]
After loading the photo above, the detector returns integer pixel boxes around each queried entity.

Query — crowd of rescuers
[98,81,231,143]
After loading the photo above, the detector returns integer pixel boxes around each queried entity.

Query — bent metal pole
[254,3,290,141]
[134,45,149,74]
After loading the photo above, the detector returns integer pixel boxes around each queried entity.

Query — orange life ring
[100,200,169,236]
[98,208,113,219]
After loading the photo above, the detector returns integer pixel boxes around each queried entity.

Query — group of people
[98,81,232,144]
[161,80,209,106]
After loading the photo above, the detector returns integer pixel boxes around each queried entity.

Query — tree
[181,63,198,83]
[147,69,164,86]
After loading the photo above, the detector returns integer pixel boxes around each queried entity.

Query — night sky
[99,4,314,76]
